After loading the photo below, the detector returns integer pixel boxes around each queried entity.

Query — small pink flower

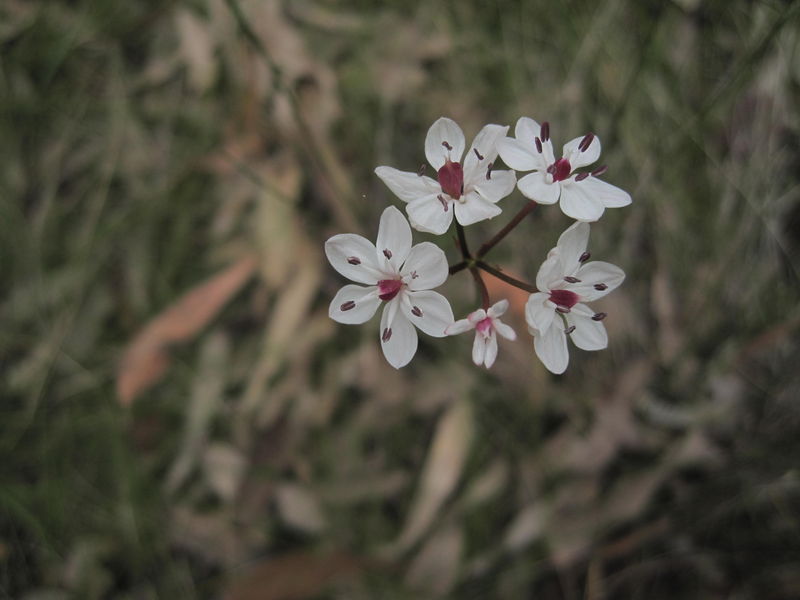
[446,300,517,369]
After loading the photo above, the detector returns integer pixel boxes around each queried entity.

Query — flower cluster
[326,117,631,373]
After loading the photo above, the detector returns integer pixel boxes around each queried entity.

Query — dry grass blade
[116,254,257,405]
[386,399,474,556]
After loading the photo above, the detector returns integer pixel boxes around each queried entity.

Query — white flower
[445,299,517,369]
[525,222,624,374]
[375,117,517,235]
[497,117,632,222]
[325,206,454,369]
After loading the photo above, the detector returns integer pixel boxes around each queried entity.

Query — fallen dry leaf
[224,552,365,600]
[386,399,473,556]
[116,254,257,405]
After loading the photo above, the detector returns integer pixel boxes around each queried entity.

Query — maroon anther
[378,279,402,301]
[575,172,590,181]
[411,306,423,317]
[564,325,576,335]
[382,327,392,342]
[437,194,449,211]
[591,165,608,177]
[442,141,453,151]
[418,164,427,176]
[383,249,392,260]
[347,256,361,265]
[535,137,543,153]
[594,283,608,291]
[437,160,464,199]
[540,122,550,142]
[592,312,607,321]
[564,276,581,283]
[579,251,591,263]
[550,289,579,309]
[551,158,571,182]
[340,300,356,311]
[486,162,493,180]
[578,133,595,152]
[474,148,484,160]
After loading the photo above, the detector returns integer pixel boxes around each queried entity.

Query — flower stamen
[594,283,607,291]
[592,312,607,321]
[382,327,392,342]
[340,300,356,311]
[411,306,423,317]
[578,133,595,152]
[347,256,361,265]
[473,148,484,160]
[540,122,550,142]
[383,248,392,260]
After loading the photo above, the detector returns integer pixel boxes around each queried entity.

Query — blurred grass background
[2,0,800,598]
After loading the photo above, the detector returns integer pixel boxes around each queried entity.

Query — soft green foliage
[2,0,799,598]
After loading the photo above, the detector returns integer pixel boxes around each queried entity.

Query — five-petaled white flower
[375,117,516,235]
[325,206,454,369]
[525,222,624,374]
[497,117,631,222]
[445,299,517,369]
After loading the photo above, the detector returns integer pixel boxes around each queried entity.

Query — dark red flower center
[549,289,579,309]
[437,159,464,199]
[378,279,403,301]
[547,158,572,182]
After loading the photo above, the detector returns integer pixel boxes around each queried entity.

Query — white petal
[559,182,605,222]
[404,290,454,338]
[493,319,517,341]
[484,332,499,368]
[472,170,516,204]
[533,323,569,374]
[329,285,380,324]
[568,309,608,351]
[496,137,539,171]
[562,134,602,169]
[425,117,466,170]
[575,176,632,208]
[467,309,487,324]
[380,307,418,369]
[445,318,475,336]
[525,292,555,333]
[403,242,449,290]
[514,117,541,143]
[325,234,384,285]
[406,195,454,235]
[472,331,487,366]
[374,166,440,203]
[487,299,509,318]
[572,261,625,300]
[454,194,502,227]
[517,172,560,205]
[535,252,564,291]
[555,221,590,274]
[463,124,508,181]
[376,205,412,271]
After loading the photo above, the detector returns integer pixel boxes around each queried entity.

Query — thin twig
[476,260,538,293]
[477,201,537,258]
[470,268,491,309]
